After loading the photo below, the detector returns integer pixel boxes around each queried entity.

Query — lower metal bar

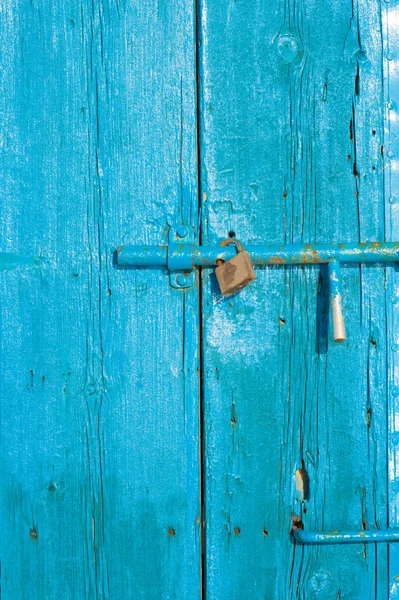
[293,529,399,544]
[117,242,399,268]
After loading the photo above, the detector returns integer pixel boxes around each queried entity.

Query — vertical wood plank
[198,0,389,597]
[383,1,399,596]
[0,1,200,598]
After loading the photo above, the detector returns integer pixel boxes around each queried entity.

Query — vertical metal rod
[328,259,346,342]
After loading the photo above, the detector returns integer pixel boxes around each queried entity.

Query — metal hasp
[117,239,399,340]
[293,528,399,544]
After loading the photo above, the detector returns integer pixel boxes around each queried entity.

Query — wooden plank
[0,1,200,598]
[198,0,389,597]
[383,2,399,597]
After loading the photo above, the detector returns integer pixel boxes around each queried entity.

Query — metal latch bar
[117,237,399,342]
[293,528,399,544]
[117,242,399,267]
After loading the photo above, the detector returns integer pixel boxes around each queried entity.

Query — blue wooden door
[0,2,201,598]
[198,0,399,598]
[2,0,399,599]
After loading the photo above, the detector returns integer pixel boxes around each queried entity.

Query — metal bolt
[176,274,188,287]
[176,226,188,239]
[388,149,396,159]
[387,52,394,61]
[390,197,397,204]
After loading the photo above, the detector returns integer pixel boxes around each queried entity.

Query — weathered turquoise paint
[0,1,200,598]
[198,0,393,598]
[383,1,399,597]
[2,0,399,598]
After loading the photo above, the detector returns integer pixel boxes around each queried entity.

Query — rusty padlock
[215,239,256,296]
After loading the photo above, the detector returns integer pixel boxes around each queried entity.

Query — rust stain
[201,259,213,266]
[291,515,303,531]
[29,527,38,540]
[234,527,241,535]
[301,250,320,263]
[269,257,286,264]
[168,527,176,537]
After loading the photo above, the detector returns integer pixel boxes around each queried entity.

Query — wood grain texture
[198,0,390,597]
[0,1,200,598]
[383,2,399,597]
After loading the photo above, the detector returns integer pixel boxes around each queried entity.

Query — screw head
[176,274,188,287]
[176,226,189,239]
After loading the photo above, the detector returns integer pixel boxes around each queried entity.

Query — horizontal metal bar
[118,245,168,267]
[293,529,399,544]
[117,242,399,268]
